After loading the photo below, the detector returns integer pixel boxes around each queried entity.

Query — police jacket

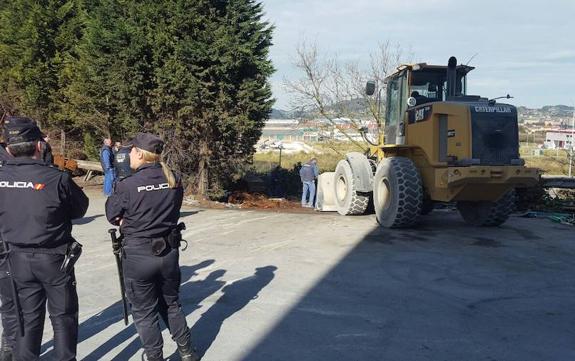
[114,146,132,180]
[0,143,10,161]
[105,163,183,239]
[0,144,8,246]
[0,159,89,251]
[41,141,54,164]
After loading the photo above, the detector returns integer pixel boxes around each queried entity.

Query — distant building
[545,130,574,149]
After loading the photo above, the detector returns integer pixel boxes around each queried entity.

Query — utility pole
[570,103,574,177]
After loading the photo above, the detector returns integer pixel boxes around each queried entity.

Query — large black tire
[334,160,369,215]
[373,157,423,228]
[457,191,516,226]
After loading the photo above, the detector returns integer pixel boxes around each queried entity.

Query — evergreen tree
[150,0,275,196]
[1,0,275,196]
[0,0,83,128]
[63,0,154,142]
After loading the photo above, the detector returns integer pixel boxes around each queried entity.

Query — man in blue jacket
[100,138,116,196]
[299,158,319,208]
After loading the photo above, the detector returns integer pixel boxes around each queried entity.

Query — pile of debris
[227,192,301,209]
[520,211,575,226]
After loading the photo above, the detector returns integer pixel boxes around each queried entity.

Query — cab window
[385,75,405,126]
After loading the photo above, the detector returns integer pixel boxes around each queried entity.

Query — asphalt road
[12,190,575,360]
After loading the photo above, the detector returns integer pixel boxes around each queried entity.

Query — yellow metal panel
[446,105,471,161]
[430,166,539,202]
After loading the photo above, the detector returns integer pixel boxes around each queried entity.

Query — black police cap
[4,116,43,145]
[129,132,164,154]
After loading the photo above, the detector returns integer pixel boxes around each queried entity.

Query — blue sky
[261,0,575,110]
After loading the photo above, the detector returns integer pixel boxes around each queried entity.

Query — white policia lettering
[137,183,169,192]
[0,181,35,189]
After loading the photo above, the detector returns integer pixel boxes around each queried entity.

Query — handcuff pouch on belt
[151,238,167,256]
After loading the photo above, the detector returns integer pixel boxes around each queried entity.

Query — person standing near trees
[0,116,89,361]
[100,137,116,196]
[300,158,319,208]
[40,133,54,164]
[114,142,133,181]
[105,133,200,361]
[0,126,16,361]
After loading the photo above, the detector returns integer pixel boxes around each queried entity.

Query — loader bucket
[316,172,337,211]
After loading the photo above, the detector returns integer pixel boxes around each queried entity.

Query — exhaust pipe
[446,56,457,97]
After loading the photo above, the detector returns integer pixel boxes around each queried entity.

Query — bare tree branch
[285,39,411,152]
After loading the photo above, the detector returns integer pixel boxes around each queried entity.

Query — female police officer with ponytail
[105,133,199,361]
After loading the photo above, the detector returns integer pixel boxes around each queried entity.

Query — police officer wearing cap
[114,143,133,181]
[0,127,16,361]
[0,116,89,361]
[105,133,199,361]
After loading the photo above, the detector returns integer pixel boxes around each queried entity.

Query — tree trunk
[197,139,210,198]
[60,130,66,156]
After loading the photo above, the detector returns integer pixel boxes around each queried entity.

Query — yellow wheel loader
[317,57,539,228]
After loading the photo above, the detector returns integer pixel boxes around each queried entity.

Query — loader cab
[383,63,474,145]
[384,71,408,145]
[409,65,470,103]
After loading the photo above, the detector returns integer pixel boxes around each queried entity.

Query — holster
[166,230,182,249]
[166,222,187,250]
[60,241,83,274]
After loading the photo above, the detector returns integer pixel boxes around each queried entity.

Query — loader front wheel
[457,191,516,227]
[373,157,423,228]
[334,160,369,215]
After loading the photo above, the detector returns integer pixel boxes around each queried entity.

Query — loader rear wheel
[334,160,369,215]
[373,157,423,228]
[457,191,516,227]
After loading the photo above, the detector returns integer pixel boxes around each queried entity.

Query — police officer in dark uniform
[0,116,89,361]
[105,133,199,361]
[40,133,54,165]
[0,132,16,361]
[114,144,133,181]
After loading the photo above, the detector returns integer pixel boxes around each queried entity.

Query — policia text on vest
[105,132,200,361]
[0,116,89,361]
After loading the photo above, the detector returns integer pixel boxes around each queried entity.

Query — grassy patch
[255,143,573,176]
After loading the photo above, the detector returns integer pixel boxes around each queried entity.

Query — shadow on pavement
[72,214,104,225]
[41,260,216,359]
[187,265,277,358]
[180,210,203,217]
[239,213,575,361]
[41,259,278,360]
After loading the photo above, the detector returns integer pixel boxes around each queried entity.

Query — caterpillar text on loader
[317,57,540,228]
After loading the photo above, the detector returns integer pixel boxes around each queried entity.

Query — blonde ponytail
[139,148,177,188]
[160,161,177,188]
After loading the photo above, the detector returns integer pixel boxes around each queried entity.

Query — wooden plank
[76,160,103,172]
